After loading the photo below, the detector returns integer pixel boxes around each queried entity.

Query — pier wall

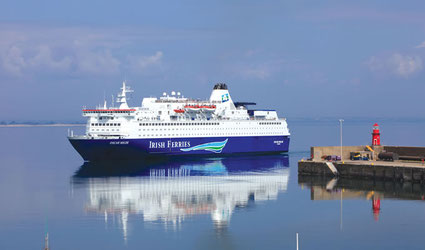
[310,145,425,161]
[384,146,425,160]
[298,161,425,182]
[311,146,361,160]
[311,146,383,160]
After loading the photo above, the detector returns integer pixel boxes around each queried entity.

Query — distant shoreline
[0,124,85,127]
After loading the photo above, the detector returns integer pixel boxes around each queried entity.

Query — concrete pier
[299,160,425,182]
[299,145,425,182]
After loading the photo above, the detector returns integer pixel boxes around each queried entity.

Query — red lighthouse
[372,123,381,146]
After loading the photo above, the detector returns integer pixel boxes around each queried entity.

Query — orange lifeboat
[184,105,201,113]
[200,105,216,113]
[174,109,185,113]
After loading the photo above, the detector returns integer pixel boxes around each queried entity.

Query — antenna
[44,233,49,250]
[44,214,49,250]
[111,95,114,108]
[116,81,133,109]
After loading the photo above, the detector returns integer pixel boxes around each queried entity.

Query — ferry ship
[68,82,290,161]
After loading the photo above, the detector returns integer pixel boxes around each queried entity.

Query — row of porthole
[259,122,282,125]
[91,129,120,132]
[91,123,121,126]
[139,132,284,136]
[139,122,219,126]
[137,122,282,126]
[140,127,284,131]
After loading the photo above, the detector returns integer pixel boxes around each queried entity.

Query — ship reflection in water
[298,175,425,221]
[72,155,290,241]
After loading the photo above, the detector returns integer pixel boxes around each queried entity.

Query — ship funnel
[209,83,235,110]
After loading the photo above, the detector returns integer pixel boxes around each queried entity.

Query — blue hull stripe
[69,136,290,161]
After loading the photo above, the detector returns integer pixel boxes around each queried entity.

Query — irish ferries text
[149,141,191,149]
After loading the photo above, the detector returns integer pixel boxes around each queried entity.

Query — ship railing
[249,117,287,121]
[155,98,209,103]
[68,135,89,139]
[68,134,126,140]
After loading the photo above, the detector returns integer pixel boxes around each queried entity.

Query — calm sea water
[1,120,425,250]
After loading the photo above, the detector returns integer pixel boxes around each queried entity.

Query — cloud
[28,45,72,71]
[2,46,26,75]
[296,5,425,24]
[415,41,425,49]
[76,50,120,75]
[0,24,166,77]
[127,51,163,72]
[232,58,285,80]
[390,53,422,77]
[239,64,272,79]
[1,45,73,76]
[366,53,422,77]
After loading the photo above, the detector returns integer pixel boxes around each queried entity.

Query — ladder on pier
[325,162,338,176]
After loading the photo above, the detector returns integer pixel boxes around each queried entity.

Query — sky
[1,0,424,122]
